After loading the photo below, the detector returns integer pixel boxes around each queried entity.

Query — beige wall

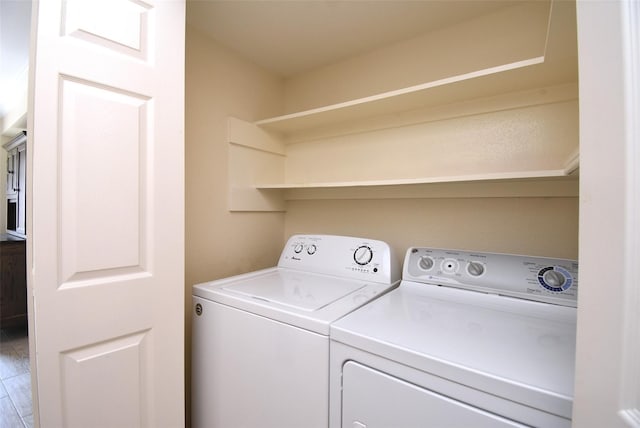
[282,1,551,112]
[279,0,579,262]
[184,26,284,422]
[185,26,284,286]
[285,197,579,262]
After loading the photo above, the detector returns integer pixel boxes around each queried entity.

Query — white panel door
[28,0,185,426]
[574,0,640,427]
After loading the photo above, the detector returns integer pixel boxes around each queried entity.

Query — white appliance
[330,247,578,428]
[192,234,400,428]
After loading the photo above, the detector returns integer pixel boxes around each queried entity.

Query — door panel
[60,331,151,427]
[28,0,185,426]
[62,0,150,56]
[58,77,148,284]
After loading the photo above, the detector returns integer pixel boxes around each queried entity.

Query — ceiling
[186,0,517,77]
[1,0,526,119]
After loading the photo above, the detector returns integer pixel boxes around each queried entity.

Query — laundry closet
[184,0,578,289]
[184,2,579,421]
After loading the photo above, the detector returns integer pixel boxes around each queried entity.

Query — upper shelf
[257,58,541,134]
[255,0,577,137]
[257,57,577,136]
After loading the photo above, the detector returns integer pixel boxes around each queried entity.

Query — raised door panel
[58,77,148,285]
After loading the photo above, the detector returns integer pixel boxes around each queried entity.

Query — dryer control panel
[404,247,578,307]
[279,235,400,285]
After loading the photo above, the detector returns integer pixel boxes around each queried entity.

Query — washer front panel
[192,297,329,428]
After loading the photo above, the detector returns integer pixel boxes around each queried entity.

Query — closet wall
[278,1,579,260]
[185,27,284,292]
[185,0,579,417]
[185,0,579,288]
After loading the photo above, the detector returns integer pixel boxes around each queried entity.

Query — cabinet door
[6,149,17,196]
[16,145,26,236]
[0,241,27,327]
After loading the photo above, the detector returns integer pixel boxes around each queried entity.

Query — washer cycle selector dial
[307,244,317,255]
[418,256,434,271]
[354,246,373,266]
[293,244,304,254]
[538,266,573,292]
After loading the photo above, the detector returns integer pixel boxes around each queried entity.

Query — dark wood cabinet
[0,234,27,327]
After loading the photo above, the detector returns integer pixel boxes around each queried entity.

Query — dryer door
[342,362,524,428]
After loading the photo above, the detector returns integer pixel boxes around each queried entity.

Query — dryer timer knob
[543,270,566,288]
[467,261,485,277]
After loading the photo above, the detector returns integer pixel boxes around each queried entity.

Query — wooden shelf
[256,58,553,135]
[255,168,577,190]
[254,0,576,138]
[227,1,579,211]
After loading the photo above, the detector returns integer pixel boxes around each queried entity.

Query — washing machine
[192,234,400,428]
[330,246,578,428]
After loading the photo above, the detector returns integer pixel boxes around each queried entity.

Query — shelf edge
[256,169,574,190]
[254,57,546,130]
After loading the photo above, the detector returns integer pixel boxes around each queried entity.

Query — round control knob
[543,270,566,288]
[467,261,485,277]
[293,244,304,254]
[418,256,434,271]
[354,246,373,266]
[307,244,317,255]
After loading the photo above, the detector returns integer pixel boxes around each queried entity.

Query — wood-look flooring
[0,326,32,428]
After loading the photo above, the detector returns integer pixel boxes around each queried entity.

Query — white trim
[2,130,27,151]
[621,0,640,425]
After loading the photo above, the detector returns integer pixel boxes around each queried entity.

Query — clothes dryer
[330,247,578,428]
[192,234,399,428]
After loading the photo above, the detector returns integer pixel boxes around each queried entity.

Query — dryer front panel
[342,361,523,428]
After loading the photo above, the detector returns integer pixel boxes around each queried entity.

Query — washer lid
[222,270,365,312]
[193,267,399,335]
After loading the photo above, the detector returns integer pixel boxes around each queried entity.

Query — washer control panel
[279,235,400,284]
[404,247,578,307]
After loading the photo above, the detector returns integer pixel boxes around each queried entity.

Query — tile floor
[0,325,33,428]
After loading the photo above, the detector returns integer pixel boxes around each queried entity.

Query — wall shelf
[227,0,579,212]
[257,57,553,136]
[256,167,577,190]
